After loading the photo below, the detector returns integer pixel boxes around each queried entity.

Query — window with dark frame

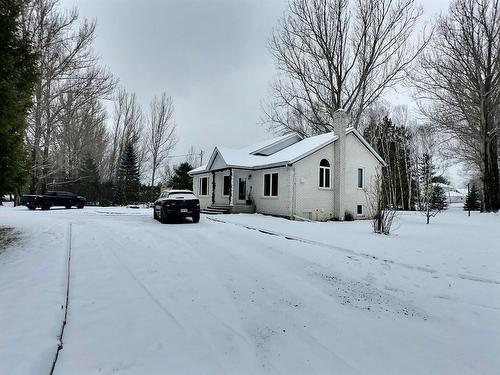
[319,159,331,188]
[223,175,231,196]
[199,176,209,196]
[264,173,278,197]
[357,204,363,215]
[357,168,364,188]
[271,173,278,196]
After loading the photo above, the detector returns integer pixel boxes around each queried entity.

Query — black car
[153,190,200,223]
[20,191,86,210]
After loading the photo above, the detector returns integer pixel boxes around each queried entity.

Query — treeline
[361,105,448,214]
[1,0,182,205]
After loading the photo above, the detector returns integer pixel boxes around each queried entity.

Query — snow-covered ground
[0,205,499,374]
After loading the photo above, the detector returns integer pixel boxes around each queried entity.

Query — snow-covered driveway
[0,206,499,374]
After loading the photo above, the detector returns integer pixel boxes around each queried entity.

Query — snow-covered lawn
[0,205,498,374]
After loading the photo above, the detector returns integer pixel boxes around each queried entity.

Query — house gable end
[346,128,386,166]
[206,148,228,171]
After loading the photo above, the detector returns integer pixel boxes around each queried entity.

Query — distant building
[434,183,466,204]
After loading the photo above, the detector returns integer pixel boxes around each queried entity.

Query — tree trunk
[483,134,500,212]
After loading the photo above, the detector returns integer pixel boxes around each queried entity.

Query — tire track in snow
[49,223,72,375]
[207,216,500,286]
[94,226,185,330]
[94,218,261,373]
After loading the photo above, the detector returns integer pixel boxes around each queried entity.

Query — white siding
[250,167,291,217]
[343,133,381,218]
[192,173,212,208]
[293,143,335,221]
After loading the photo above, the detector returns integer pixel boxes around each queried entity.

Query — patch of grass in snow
[0,227,19,254]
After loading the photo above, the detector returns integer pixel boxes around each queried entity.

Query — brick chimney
[333,109,347,220]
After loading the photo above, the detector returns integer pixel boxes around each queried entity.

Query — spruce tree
[116,142,141,205]
[464,184,481,211]
[418,153,440,224]
[0,0,38,200]
[79,156,100,203]
[168,162,193,190]
[431,184,448,211]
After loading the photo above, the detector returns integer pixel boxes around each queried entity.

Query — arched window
[319,159,331,188]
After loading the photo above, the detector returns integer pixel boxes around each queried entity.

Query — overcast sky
[61,0,451,166]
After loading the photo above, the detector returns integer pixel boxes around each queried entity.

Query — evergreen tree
[363,116,417,210]
[168,162,193,190]
[116,142,141,205]
[418,153,447,223]
[464,184,481,211]
[79,156,100,203]
[431,184,448,211]
[0,0,38,200]
[432,175,450,185]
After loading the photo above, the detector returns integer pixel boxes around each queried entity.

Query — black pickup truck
[20,191,86,210]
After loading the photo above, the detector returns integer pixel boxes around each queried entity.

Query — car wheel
[153,207,158,220]
[77,204,84,209]
[192,213,200,223]
[159,207,168,224]
[41,205,50,210]
[28,205,36,211]
[65,205,71,209]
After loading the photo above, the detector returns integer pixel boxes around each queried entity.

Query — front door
[238,177,247,202]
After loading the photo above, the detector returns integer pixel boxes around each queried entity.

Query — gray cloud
[62,0,450,162]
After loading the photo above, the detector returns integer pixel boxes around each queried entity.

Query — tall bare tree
[22,0,115,193]
[107,87,144,182]
[146,93,176,187]
[414,0,500,212]
[263,0,425,136]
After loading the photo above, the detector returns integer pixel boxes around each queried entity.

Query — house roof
[188,128,385,175]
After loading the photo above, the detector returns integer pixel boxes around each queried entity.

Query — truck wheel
[192,214,200,223]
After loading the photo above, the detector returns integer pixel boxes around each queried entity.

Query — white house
[188,110,385,221]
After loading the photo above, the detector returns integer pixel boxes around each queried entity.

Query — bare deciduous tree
[366,169,397,235]
[107,87,144,182]
[22,0,115,192]
[146,93,176,187]
[414,0,500,212]
[263,0,425,136]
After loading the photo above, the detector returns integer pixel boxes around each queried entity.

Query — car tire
[65,205,71,209]
[77,204,84,209]
[153,207,158,220]
[28,205,36,211]
[41,205,50,210]
[192,213,200,223]
[159,207,168,224]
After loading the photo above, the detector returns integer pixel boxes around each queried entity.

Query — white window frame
[199,176,209,197]
[222,175,231,197]
[263,172,279,198]
[357,167,365,189]
[319,159,332,189]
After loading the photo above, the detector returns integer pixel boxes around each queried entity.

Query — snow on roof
[188,164,208,174]
[188,128,385,175]
[189,132,337,175]
[240,133,301,154]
